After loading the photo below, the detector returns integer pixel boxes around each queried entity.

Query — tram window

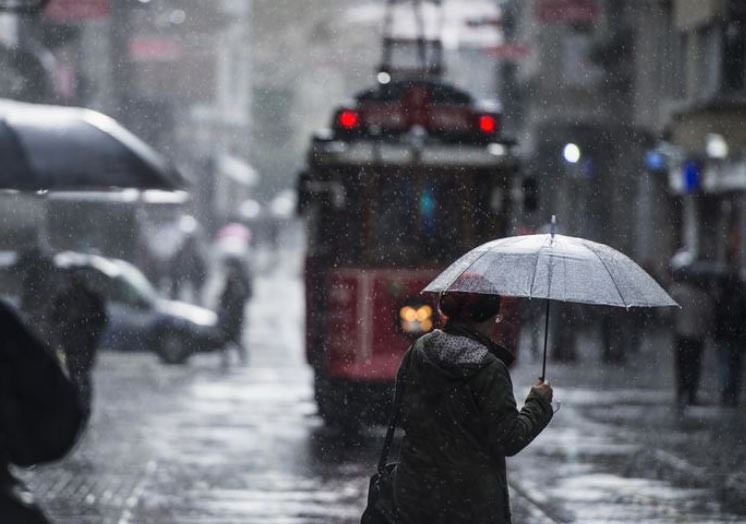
[305,174,364,265]
[336,175,364,265]
[371,174,416,264]
[420,176,462,263]
[474,174,506,243]
[310,169,509,268]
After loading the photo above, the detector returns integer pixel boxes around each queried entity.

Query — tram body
[298,78,520,425]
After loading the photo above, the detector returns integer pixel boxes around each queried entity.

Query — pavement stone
[507,324,746,523]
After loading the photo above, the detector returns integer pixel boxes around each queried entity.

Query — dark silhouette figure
[50,274,108,421]
[600,307,628,364]
[170,235,207,303]
[0,301,84,522]
[217,258,253,365]
[16,246,59,346]
[668,269,714,408]
[549,302,579,362]
[713,269,746,407]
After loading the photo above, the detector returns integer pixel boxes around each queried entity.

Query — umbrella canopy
[423,233,677,308]
[423,225,677,380]
[0,98,186,191]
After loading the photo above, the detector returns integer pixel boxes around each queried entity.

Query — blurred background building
[1,0,746,279]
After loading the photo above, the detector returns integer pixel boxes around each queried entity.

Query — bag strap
[376,350,410,474]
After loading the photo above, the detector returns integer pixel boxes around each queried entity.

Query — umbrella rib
[585,242,627,307]
[444,248,494,293]
[528,235,549,299]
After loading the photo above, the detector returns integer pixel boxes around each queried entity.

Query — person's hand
[531,379,553,404]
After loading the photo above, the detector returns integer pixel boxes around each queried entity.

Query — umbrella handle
[540,299,550,381]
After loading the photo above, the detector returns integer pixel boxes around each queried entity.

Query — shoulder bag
[360,354,409,524]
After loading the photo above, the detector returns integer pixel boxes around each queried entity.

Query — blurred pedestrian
[0,300,84,523]
[170,234,207,303]
[50,273,108,421]
[600,306,627,364]
[668,267,714,408]
[393,290,554,523]
[550,302,578,362]
[16,246,59,345]
[713,266,746,407]
[519,298,543,359]
[217,257,253,366]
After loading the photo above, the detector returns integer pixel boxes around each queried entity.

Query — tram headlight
[398,303,434,336]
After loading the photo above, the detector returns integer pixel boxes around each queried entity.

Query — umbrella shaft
[541,300,550,381]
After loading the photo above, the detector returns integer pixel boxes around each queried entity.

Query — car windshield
[114,262,158,304]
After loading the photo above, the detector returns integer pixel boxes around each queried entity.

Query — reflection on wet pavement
[19,260,746,523]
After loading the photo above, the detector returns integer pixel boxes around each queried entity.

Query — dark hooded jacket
[394,323,553,524]
[0,300,85,522]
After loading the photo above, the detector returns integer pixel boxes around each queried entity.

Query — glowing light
[706,133,728,159]
[563,143,581,163]
[400,306,417,322]
[415,305,432,322]
[338,110,360,130]
[479,115,497,134]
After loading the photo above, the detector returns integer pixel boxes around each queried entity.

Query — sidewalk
[507,324,746,522]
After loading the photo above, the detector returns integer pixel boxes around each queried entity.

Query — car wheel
[155,329,192,365]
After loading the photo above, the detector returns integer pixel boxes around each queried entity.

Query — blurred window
[114,266,157,306]
[108,276,149,309]
[307,169,506,268]
[666,30,687,100]
[723,19,746,91]
[694,24,722,100]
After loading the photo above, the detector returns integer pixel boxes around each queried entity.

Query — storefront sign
[43,0,109,22]
[670,159,746,194]
[129,36,184,62]
[535,0,599,24]
[485,42,532,60]
[703,160,746,193]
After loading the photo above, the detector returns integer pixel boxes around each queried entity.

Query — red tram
[297,75,521,426]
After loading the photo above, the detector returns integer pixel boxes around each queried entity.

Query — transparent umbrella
[423,216,678,379]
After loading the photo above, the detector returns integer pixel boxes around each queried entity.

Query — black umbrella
[0,98,186,191]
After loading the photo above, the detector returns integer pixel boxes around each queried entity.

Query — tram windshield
[305,167,508,268]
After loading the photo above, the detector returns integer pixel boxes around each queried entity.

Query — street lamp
[563,143,581,164]
[706,133,728,159]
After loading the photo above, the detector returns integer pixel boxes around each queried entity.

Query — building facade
[661,0,746,273]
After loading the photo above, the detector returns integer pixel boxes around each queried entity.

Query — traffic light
[522,177,538,213]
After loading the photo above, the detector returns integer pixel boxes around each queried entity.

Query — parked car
[53,251,221,364]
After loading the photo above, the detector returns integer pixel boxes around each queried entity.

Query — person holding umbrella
[393,281,554,523]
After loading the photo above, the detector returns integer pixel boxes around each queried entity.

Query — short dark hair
[439,292,501,323]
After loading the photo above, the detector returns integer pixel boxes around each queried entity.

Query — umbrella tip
[551,215,556,238]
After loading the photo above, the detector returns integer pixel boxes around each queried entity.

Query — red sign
[536,0,599,24]
[486,42,532,60]
[43,0,109,22]
[129,36,184,62]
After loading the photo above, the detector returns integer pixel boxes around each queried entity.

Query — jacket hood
[413,323,514,390]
